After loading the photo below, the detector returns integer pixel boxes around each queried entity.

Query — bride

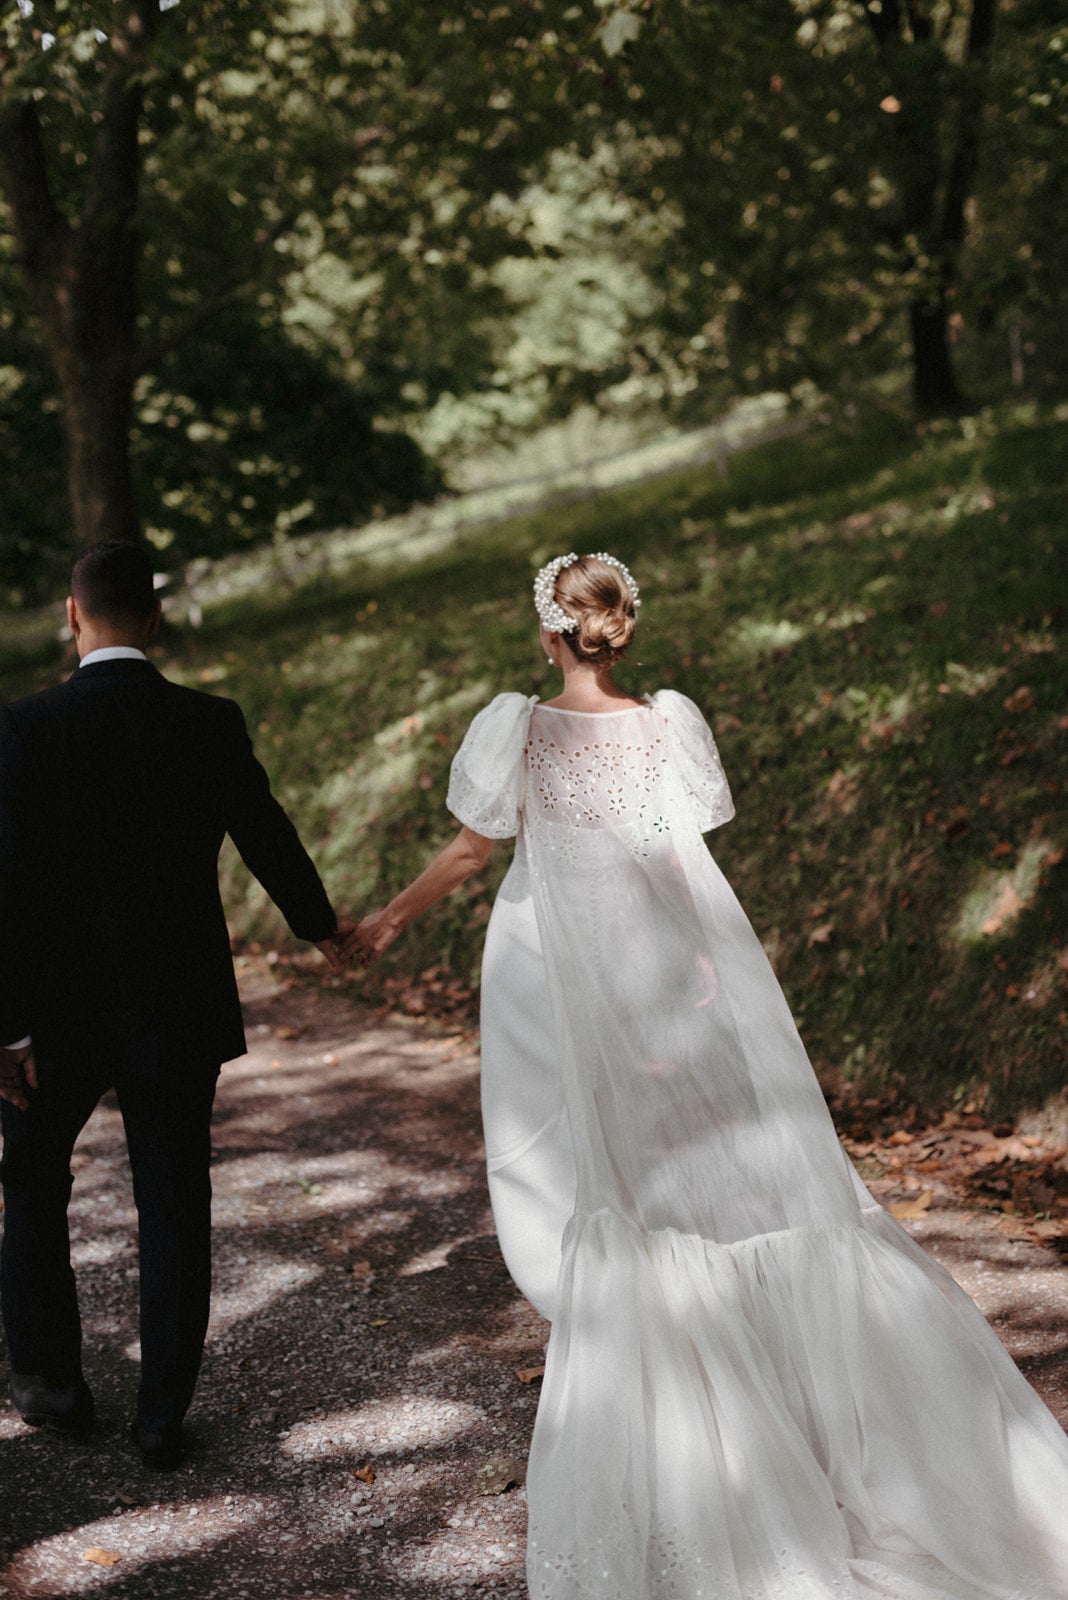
[350,552,1068,1599]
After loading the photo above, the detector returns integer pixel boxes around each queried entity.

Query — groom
[0,541,349,1468]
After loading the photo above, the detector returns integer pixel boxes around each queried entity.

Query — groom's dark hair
[72,541,157,622]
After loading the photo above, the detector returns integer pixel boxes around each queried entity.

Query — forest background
[1,0,1066,1124]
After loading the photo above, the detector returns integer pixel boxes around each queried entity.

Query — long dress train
[445,690,1068,1600]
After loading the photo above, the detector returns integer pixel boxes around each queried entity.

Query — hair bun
[553,555,639,666]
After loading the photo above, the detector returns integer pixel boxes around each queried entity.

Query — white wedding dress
[445,691,1068,1600]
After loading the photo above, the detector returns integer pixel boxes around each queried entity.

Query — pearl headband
[532,551,641,634]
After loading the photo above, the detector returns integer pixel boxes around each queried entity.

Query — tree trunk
[910,295,965,416]
[53,348,141,545]
[0,4,159,550]
[866,0,998,417]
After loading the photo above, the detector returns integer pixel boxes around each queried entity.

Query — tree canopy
[591,0,1068,412]
[1,0,1065,598]
[0,0,598,591]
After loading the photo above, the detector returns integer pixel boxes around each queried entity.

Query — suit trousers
[0,1040,221,1434]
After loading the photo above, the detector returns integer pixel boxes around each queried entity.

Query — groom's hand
[0,1044,38,1112]
[315,917,358,974]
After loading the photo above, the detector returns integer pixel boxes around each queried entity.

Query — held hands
[315,912,401,973]
[0,1044,38,1112]
[315,917,359,975]
[333,909,402,970]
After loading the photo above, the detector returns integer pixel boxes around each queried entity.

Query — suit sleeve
[0,707,31,1042]
[221,701,337,944]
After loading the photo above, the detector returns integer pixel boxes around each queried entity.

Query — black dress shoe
[10,1373,95,1435]
[128,1418,185,1470]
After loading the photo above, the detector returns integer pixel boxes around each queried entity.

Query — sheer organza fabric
[447,692,1068,1600]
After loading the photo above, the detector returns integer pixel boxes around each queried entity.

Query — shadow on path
[1,963,1065,1597]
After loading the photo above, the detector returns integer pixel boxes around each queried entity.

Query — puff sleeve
[652,689,735,833]
[446,693,536,839]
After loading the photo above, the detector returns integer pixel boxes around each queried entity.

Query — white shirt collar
[79,646,149,667]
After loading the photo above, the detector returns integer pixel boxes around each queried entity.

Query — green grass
[3,398,1066,1118]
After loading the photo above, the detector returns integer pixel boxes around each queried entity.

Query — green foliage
[4,397,1065,1118]
[0,0,603,582]
[588,0,1068,405]
[133,305,443,562]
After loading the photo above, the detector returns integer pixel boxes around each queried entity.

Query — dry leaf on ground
[83,1548,121,1567]
[888,1191,934,1221]
[515,1364,546,1385]
[352,1464,375,1484]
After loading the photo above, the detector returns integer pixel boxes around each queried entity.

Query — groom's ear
[65,596,79,638]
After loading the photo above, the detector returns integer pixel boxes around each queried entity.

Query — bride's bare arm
[348,826,496,963]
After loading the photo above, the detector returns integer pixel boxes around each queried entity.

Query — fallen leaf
[83,1549,121,1567]
[1003,685,1034,713]
[887,1130,914,1146]
[888,1191,934,1220]
[515,1364,546,1385]
[943,807,969,841]
[807,922,834,946]
[990,841,1014,859]
[274,1025,300,1040]
[368,1318,390,1328]
[474,1453,526,1495]
[353,1464,376,1484]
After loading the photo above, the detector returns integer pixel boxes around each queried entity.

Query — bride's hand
[346,908,402,967]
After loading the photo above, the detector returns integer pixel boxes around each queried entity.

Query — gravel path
[2,962,1066,1598]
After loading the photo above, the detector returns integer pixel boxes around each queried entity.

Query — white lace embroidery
[525,721,674,859]
[527,1525,1057,1600]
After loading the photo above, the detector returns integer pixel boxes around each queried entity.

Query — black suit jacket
[0,658,336,1064]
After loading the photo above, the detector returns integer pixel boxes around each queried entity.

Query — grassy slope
[3,401,1065,1117]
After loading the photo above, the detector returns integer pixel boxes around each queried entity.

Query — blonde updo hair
[553,554,638,666]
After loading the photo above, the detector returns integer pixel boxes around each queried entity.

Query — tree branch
[0,94,69,301]
[940,0,997,254]
[80,2,161,258]
[864,0,904,50]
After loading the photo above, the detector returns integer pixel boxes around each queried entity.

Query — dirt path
[2,964,1066,1598]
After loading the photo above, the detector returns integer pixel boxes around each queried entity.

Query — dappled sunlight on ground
[281,1397,487,1461]
[2,1496,256,1596]
[0,965,1064,1595]
[952,838,1056,945]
